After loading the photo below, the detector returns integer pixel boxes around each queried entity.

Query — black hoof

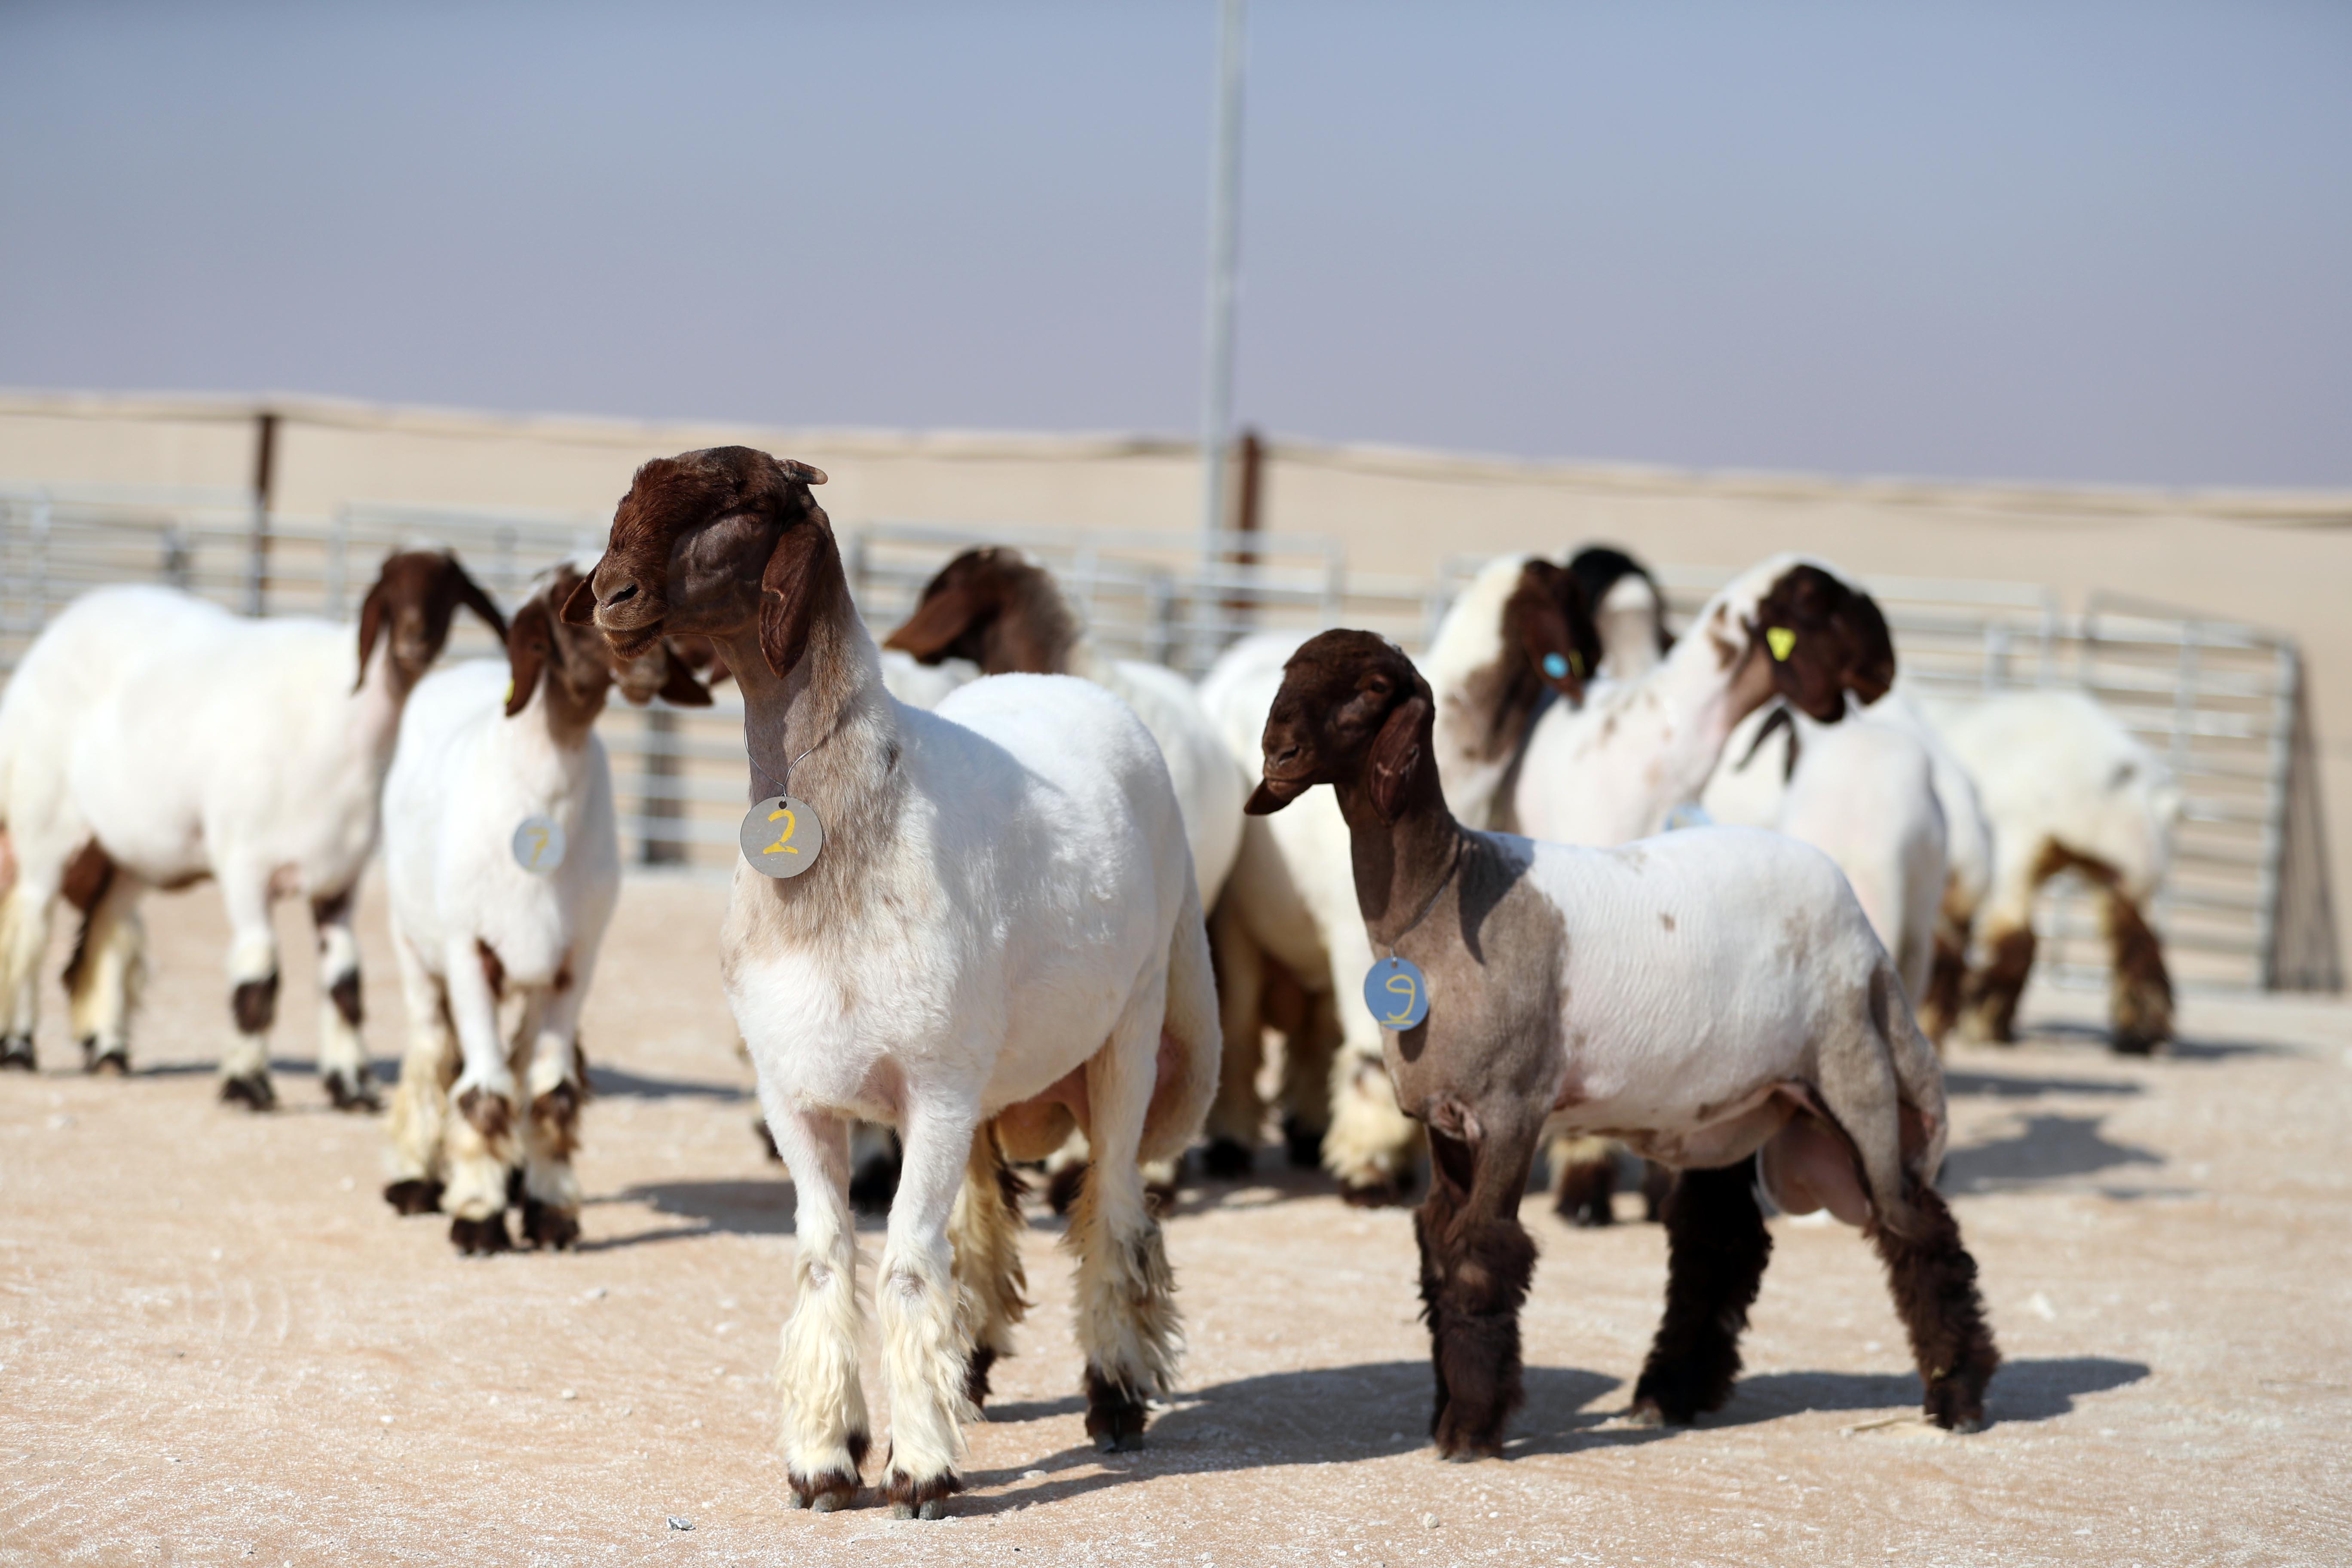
[1339,1173,1412,1209]
[324,1069,381,1112]
[1199,1137,1254,1180]
[520,1197,580,1250]
[1045,1161,1087,1217]
[449,1213,512,1255]
[964,1344,998,1409]
[1280,1115,1324,1170]
[2108,1032,2162,1058]
[220,1072,277,1111]
[882,1466,959,1519]
[1084,1366,1150,1452]
[383,1179,444,1216]
[789,1465,862,1512]
[0,1036,34,1071]
[80,1037,129,1076]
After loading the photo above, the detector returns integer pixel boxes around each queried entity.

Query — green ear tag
[1766,626,1798,662]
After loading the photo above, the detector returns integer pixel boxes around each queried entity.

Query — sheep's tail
[1141,867,1220,1166]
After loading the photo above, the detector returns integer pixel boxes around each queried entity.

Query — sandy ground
[1,875,2347,1568]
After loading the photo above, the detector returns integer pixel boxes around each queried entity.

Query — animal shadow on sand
[1940,1113,2169,1196]
[2025,1020,2289,1062]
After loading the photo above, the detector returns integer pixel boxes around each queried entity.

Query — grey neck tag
[741,795,823,878]
[513,815,566,874]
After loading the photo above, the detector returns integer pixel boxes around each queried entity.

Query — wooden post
[247,410,278,616]
[1219,427,1264,635]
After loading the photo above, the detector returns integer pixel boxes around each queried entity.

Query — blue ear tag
[511,815,566,873]
[1541,652,1570,681]
[1363,955,1431,1031]
[741,794,824,878]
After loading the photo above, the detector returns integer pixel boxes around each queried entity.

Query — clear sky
[3,1,2346,487]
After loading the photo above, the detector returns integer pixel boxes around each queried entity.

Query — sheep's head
[505,560,713,723]
[881,547,1080,675]
[565,446,834,677]
[1566,544,1673,679]
[1748,563,1896,722]
[1498,557,1603,709]
[357,549,508,691]
[1248,630,1436,825]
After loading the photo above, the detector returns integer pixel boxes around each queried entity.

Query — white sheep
[379,560,711,1252]
[1923,688,2181,1052]
[0,552,505,1104]
[572,447,1219,1516]
[1247,628,1998,1455]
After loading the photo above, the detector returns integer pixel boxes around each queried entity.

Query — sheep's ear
[559,574,598,627]
[447,555,508,643]
[1366,695,1429,824]
[505,602,551,718]
[354,582,388,692]
[881,575,986,665]
[1833,586,1896,706]
[757,519,842,678]
[655,639,715,707]
[1759,565,1894,723]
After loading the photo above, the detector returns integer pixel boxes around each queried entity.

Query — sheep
[1194,554,1598,1193]
[1923,689,2181,1054]
[1565,544,1672,682]
[1248,629,1998,1455]
[0,552,505,1106]
[378,560,712,1253]
[569,447,1219,1514]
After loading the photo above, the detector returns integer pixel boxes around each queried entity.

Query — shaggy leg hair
[1416,1124,1537,1459]
[1068,1158,1180,1453]
[1549,1133,1617,1227]
[1632,1162,1772,1425]
[65,871,144,1075]
[443,1085,518,1254]
[1326,1049,1423,1207]
[1872,1183,2000,1431]
[949,1122,1030,1409]
[2103,891,2173,1056]
[1957,925,2036,1046]
[769,1109,871,1514]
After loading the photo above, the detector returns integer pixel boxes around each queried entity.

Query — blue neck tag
[1363,955,1431,1031]
[512,815,566,874]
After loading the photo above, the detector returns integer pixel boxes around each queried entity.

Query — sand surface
[1,875,2347,1567]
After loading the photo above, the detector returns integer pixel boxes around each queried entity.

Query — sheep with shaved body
[0,552,505,1105]
[1248,629,1997,1456]
[569,447,1218,1516]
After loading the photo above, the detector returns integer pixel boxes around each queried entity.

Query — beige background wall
[4,389,2344,973]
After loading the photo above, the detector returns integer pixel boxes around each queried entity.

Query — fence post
[640,708,685,866]
[246,410,278,616]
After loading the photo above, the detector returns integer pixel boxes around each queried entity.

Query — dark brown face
[1749,564,1897,722]
[1249,630,1434,824]
[507,563,713,720]
[565,446,834,678]
[880,547,1078,675]
[357,550,508,689]
[1501,559,1603,708]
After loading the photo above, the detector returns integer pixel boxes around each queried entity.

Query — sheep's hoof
[882,1469,960,1518]
[2107,1030,2163,1058]
[1280,1116,1325,1170]
[1044,1161,1087,1217]
[383,1179,444,1216]
[78,1036,129,1075]
[219,1072,277,1111]
[1084,1367,1149,1452]
[1338,1173,1411,1209]
[0,1036,34,1071]
[1199,1137,1254,1180]
[448,1213,512,1255]
[1623,1398,1668,1428]
[520,1197,580,1250]
[788,1466,861,1512]
[324,1068,381,1113]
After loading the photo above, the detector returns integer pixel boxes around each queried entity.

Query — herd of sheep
[0,443,2183,1518]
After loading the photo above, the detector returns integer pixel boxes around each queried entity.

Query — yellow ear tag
[504,678,515,705]
[1766,626,1798,662]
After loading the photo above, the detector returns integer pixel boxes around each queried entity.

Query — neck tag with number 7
[741,795,824,878]
[512,815,566,874]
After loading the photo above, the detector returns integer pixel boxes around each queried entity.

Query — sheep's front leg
[65,870,145,1075]
[1321,921,1423,1204]
[1630,1162,1773,1424]
[877,1100,982,1516]
[438,937,518,1254]
[0,873,57,1069]
[1415,1114,1537,1459]
[1200,897,1267,1177]
[311,889,378,1111]
[216,870,282,1109]
[514,987,588,1250]
[764,1103,870,1512]
[383,934,456,1216]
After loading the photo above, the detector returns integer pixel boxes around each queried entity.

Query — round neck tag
[1363,955,1430,1032]
[741,794,823,878]
[512,815,566,874]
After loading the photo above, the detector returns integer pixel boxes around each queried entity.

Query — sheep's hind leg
[875,1101,979,1516]
[1872,1182,2000,1431]
[438,937,517,1254]
[1548,1133,1618,1227]
[1416,1115,1538,1459]
[1631,1162,1771,1425]
[65,869,144,1075]
[216,871,281,1110]
[383,937,455,1215]
[949,1120,1029,1409]
[311,890,378,1111]
[515,992,586,1250]
[1200,897,1266,1178]
[2102,889,2172,1056]
[766,1104,870,1512]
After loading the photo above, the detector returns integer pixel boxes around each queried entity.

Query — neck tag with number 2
[741,794,824,878]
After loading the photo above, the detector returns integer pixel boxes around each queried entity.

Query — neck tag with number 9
[512,815,566,874]
[741,794,824,878]
[1363,955,1430,1032]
